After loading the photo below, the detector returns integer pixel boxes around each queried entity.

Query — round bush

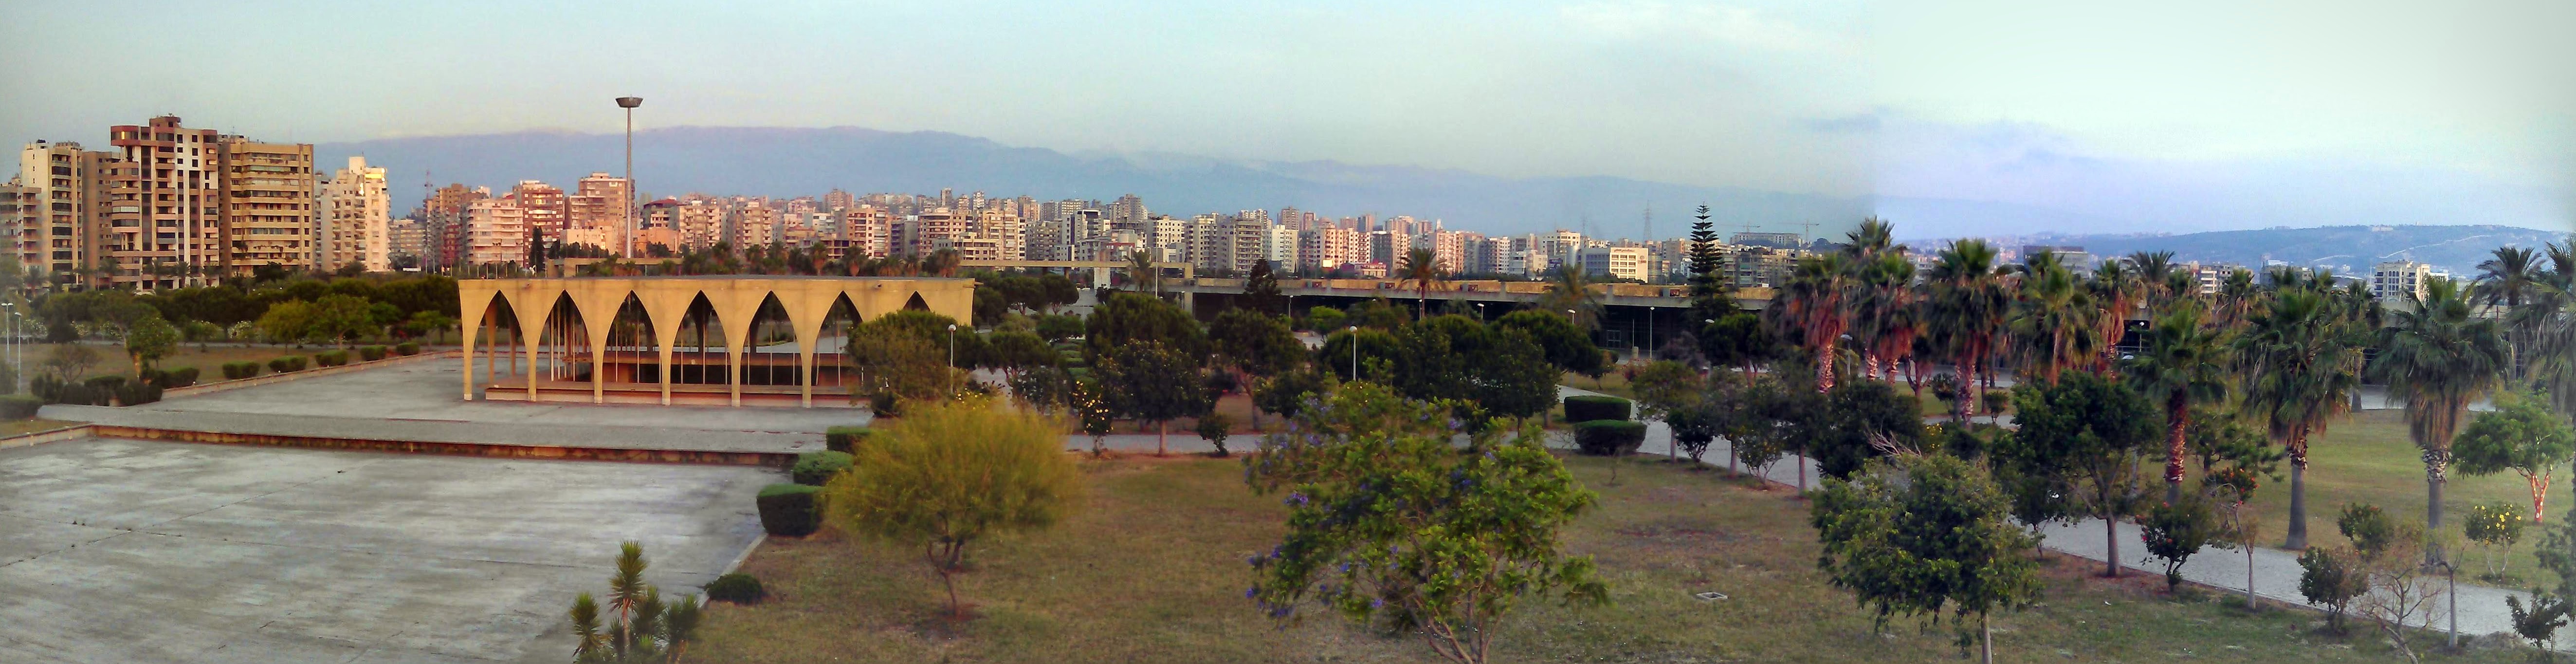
[314,350,349,368]
[704,572,766,604]
[756,483,823,536]
[790,450,855,486]
[358,346,389,362]
[825,426,873,454]
[0,394,42,420]
[1563,395,1632,423]
[1572,420,1648,456]
[270,356,308,373]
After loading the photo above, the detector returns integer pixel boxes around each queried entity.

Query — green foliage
[1252,368,1330,424]
[823,399,1083,617]
[314,350,350,367]
[221,361,262,380]
[755,483,822,537]
[2139,497,2231,591]
[986,330,1056,374]
[1086,292,1206,359]
[824,426,872,454]
[139,367,199,389]
[1388,315,1559,422]
[114,380,162,406]
[791,450,855,486]
[2297,546,2370,632]
[123,314,179,373]
[1562,395,1631,423]
[1302,306,1346,332]
[1196,411,1237,457]
[2455,391,2576,525]
[566,542,703,663]
[1665,396,1725,463]
[1317,326,1399,383]
[1033,313,1085,342]
[1809,453,2042,657]
[1346,297,1409,330]
[1571,420,1648,456]
[2007,371,2158,574]
[1807,382,1927,480]
[268,356,308,373]
[2464,500,2527,579]
[1496,309,1604,378]
[358,345,388,361]
[704,572,766,605]
[1730,375,1802,475]
[394,341,420,355]
[2337,502,2397,559]
[1243,382,1605,664]
[847,311,966,403]
[1209,309,1304,379]
[1096,341,1214,453]
[1695,312,1774,372]
[0,394,40,420]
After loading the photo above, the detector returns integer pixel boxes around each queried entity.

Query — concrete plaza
[0,437,775,664]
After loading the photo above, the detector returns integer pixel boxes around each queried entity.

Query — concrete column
[799,348,814,408]
[461,307,479,401]
[727,343,742,407]
[658,336,674,406]
[525,318,540,402]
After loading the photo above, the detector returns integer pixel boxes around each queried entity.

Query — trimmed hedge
[115,381,162,406]
[705,572,766,604]
[756,483,822,536]
[359,345,389,362]
[824,426,873,454]
[394,341,420,355]
[1571,420,1648,456]
[790,450,854,486]
[0,394,40,419]
[141,367,199,389]
[315,350,350,368]
[1563,395,1632,423]
[222,361,262,380]
[269,356,309,373]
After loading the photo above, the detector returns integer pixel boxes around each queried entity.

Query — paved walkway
[1557,383,2538,646]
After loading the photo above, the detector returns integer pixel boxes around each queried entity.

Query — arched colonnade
[458,277,976,407]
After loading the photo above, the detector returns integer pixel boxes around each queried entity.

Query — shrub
[85,375,127,393]
[270,356,308,373]
[704,572,766,605]
[141,367,200,389]
[394,341,420,355]
[1571,420,1647,456]
[114,381,163,406]
[756,483,822,536]
[0,394,41,419]
[823,399,1082,618]
[824,426,872,454]
[2139,497,2228,591]
[791,450,855,486]
[2337,502,2395,559]
[2465,500,2527,580]
[869,391,899,417]
[221,361,261,380]
[1196,411,1237,457]
[2298,546,2369,632]
[359,345,389,362]
[314,350,349,367]
[1562,395,1631,423]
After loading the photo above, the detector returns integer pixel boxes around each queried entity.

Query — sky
[0,0,2568,236]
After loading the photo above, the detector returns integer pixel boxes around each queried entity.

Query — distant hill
[1993,225,2567,276]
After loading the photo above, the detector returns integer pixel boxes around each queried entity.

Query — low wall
[0,423,96,450]
[90,424,797,467]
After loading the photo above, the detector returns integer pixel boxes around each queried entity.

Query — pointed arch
[903,292,930,311]
[674,293,731,388]
[460,290,526,400]
[814,293,862,402]
[605,293,659,385]
[535,292,594,387]
[742,293,800,388]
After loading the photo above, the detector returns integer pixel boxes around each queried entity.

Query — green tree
[1317,326,1400,383]
[2370,276,2507,562]
[1400,247,1446,319]
[2123,305,2235,502]
[1244,382,1606,664]
[985,330,1057,381]
[2298,546,2369,633]
[822,399,1082,618]
[1209,309,1304,386]
[308,294,377,346]
[1535,265,1603,331]
[846,311,965,403]
[1303,305,1346,332]
[1628,360,1702,461]
[1495,308,1603,379]
[1033,313,1085,342]
[2010,371,2159,576]
[1810,453,2042,664]
[566,541,703,663]
[1808,381,1925,481]
[2463,500,2527,580]
[1772,253,1850,392]
[1243,258,1287,314]
[1086,291,1206,358]
[2455,391,2576,526]
[1195,411,1236,457]
[256,299,316,344]
[2139,496,2229,591]
[122,314,179,376]
[1251,368,1330,424]
[1696,311,1773,374]
[1097,341,1215,455]
[1923,240,2010,419]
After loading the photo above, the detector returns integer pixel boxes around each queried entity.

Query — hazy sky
[2,0,2567,234]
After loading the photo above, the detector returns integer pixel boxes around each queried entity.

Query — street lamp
[1347,325,1359,380]
[615,96,643,258]
[947,323,959,394]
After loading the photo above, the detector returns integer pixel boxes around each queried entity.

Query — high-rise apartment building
[420,183,486,270]
[464,197,528,266]
[100,117,223,289]
[2371,260,2443,302]
[13,141,103,285]
[317,156,390,273]
[1578,246,1650,282]
[386,216,426,268]
[213,136,316,279]
[510,181,566,246]
[568,172,631,254]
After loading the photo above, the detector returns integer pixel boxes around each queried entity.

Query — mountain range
[1982,225,2568,277]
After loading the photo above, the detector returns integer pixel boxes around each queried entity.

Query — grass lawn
[0,418,82,437]
[690,453,2518,663]
[2232,408,2569,588]
[29,342,413,384]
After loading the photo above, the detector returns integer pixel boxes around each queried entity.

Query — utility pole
[617,96,643,259]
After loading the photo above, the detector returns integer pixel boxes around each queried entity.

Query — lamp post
[1347,325,1359,380]
[947,323,958,395]
[615,96,642,258]
[2,302,14,393]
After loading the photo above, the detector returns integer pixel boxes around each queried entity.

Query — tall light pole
[616,96,643,258]
[947,323,959,395]
[1347,325,1359,380]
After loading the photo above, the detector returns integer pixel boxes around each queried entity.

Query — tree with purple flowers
[1242,382,1605,664]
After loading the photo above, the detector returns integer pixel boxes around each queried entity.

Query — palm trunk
[2426,451,2448,567]
[2165,395,2189,503]
[2285,441,2310,549]
[1814,340,1835,393]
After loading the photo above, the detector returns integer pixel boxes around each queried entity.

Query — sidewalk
[1558,384,2539,647]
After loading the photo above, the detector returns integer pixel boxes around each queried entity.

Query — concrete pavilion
[459,276,975,407]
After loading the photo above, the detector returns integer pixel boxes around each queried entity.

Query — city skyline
[2,1,2568,238]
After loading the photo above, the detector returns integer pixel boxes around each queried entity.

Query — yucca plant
[568,542,704,663]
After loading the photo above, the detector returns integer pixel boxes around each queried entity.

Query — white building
[317,156,391,272]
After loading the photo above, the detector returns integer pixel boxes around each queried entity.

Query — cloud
[1562,2,1840,52]
[1797,111,1881,134]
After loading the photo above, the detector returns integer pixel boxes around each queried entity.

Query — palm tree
[1538,265,1603,330]
[1847,253,1919,381]
[2521,239,2576,419]
[2128,250,2178,306]
[2214,268,2261,330]
[1924,240,2008,419]
[1776,253,1850,392]
[2009,254,2088,385]
[1399,247,1446,319]
[2475,245,2544,381]
[2124,304,2233,502]
[1128,250,1159,296]
[2369,277,2506,560]
[2087,260,2141,376]
[2235,288,2368,549]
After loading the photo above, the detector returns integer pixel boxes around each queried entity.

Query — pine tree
[1686,204,1736,325]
